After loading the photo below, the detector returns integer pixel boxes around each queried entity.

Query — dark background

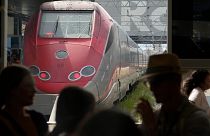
[172,0,210,59]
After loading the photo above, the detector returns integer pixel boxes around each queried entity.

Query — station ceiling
[7,0,167,44]
[8,0,49,16]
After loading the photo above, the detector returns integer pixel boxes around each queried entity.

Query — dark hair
[54,86,95,134]
[0,65,31,108]
[183,69,210,96]
[79,109,142,136]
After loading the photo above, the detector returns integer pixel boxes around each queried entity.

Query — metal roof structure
[8,0,167,44]
[96,0,167,44]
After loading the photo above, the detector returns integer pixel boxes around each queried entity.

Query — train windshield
[39,11,93,38]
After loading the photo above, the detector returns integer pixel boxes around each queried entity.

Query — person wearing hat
[136,53,210,136]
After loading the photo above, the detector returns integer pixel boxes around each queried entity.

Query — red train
[24,1,147,116]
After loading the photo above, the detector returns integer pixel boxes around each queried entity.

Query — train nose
[27,43,102,93]
[29,44,86,80]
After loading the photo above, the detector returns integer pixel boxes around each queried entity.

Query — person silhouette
[183,69,210,117]
[79,109,142,136]
[0,64,48,136]
[136,53,210,136]
[49,86,95,136]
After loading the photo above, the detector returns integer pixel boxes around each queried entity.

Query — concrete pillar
[0,0,8,69]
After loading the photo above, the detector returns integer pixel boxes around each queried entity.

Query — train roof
[40,1,98,11]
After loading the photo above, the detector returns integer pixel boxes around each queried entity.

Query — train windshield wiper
[53,16,59,37]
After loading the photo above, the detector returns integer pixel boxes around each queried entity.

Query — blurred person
[7,50,11,65]
[11,52,20,64]
[136,53,210,136]
[79,109,142,136]
[0,64,48,136]
[49,86,95,136]
[182,69,210,116]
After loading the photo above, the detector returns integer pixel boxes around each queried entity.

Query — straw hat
[142,53,181,79]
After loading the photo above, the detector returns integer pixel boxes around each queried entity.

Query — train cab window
[39,11,93,38]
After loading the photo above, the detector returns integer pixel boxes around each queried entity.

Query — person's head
[142,53,182,103]
[79,109,142,136]
[55,86,95,132]
[0,64,36,108]
[183,69,210,96]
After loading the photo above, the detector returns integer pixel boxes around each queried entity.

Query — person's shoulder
[189,110,210,120]
[26,109,47,125]
[180,97,205,119]
[184,107,210,129]
[191,88,201,95]
[26,110,49,135]
[26,110,44,118]
[26,110,45,117]
[183,110,210,136]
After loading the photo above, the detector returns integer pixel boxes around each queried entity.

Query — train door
[118,29,128,100]
[116,26,121,100]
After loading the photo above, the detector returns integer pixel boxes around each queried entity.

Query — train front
[23,1,108,99]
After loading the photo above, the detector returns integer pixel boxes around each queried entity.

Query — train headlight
[80,65,95,77]
[39,71,51,81]
[55,50,68,59]
[29,65,40,76]
[68,71,81,81]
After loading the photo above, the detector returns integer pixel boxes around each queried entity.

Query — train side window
[93,11,100,37]
[105,26,114,53]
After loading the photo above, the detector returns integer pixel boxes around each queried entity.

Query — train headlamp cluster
[55,50,68,59]
[68,71,81,81]
[29,65,95,81]
[29,65,40,76]
[80,65,95,77]
[29,65,51,81]
[68,65,96,81]
[39,71,51,80]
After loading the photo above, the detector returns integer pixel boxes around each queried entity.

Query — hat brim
[140,71,181,81]
[140,66,181,80]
